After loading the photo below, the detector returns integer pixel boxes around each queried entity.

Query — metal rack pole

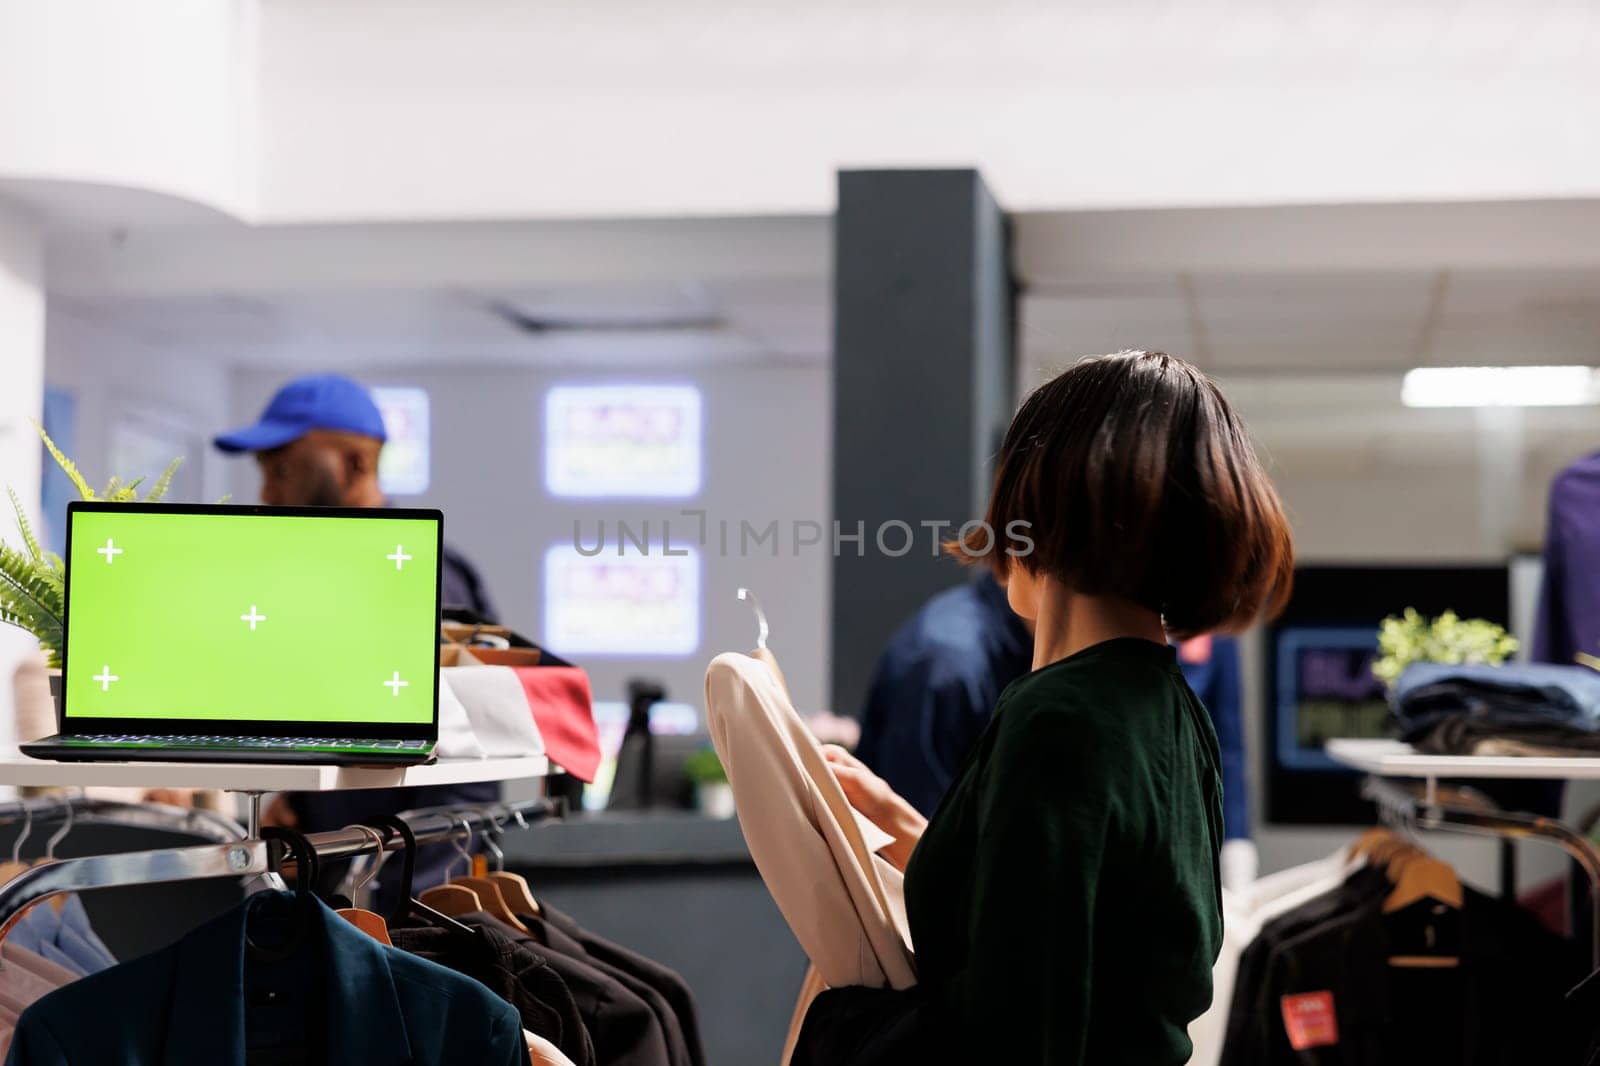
[1363,775,1600,968]
[0,797,557,939]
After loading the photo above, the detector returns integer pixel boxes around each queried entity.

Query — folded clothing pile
[1394,661,1600,756]
[436,663,601,782]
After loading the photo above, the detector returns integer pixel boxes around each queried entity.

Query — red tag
[1280,991,1338,1050]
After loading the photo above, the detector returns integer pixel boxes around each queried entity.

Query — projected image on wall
[545,384,703,497]
[373,386,430,496]
[543,544,700,656]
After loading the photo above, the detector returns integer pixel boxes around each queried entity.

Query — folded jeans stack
[1394,662,1600,756]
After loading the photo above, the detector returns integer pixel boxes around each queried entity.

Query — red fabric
[515,666,601,782]
[1519,874,1569,938]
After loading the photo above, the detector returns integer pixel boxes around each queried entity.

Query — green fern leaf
[101,476,123,500]
[7,487,42,562]
[144,458,183,503]
[37,554,64,597]
[36,421,94,500]
[0,544,65,624]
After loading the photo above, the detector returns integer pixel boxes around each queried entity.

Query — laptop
[21,502,444,766]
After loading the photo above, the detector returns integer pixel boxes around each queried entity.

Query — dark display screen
[1265,566,1509,824]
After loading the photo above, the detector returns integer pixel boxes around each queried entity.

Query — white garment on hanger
[704,652,915,989]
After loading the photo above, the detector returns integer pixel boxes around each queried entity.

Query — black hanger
[262,825,318,900]
[258,826,320,955]
[367,814,474,935]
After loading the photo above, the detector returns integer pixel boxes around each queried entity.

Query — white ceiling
[1022,266,1600,374]
[48,278,833,370]
[43,198,1600,376]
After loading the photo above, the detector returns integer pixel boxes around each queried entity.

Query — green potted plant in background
[683,746,734,819]
[1,425,183,736]
[1372,607,1520,691]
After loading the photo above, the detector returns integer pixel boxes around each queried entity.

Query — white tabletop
[1325,738,1600,781]
[0,752,550,793]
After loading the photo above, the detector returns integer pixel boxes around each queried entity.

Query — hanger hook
[737,588,769,650]
[45,801,75,860]
[450,815,475,879]
[343,825,387,898]
[472,809,507,872]
[11,804,33,864]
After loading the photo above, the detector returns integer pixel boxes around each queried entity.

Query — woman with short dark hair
[806,351,1293,1064]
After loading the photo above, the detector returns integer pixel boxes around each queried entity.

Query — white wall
[229,363,833,717]
[44,306,232,514]
[0,199,45,764]
[0,0,255,219]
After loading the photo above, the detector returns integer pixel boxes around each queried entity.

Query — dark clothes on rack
[290,782,500,913]
[523,912,690,1066]
[540,900,706,1066]
[1219,871,1574,1065]
[391,916,596,1066]
[1564,967,1600,1065]
[462,913,673,1066]
[5,891,526,1066]
[899,639,1225,1064]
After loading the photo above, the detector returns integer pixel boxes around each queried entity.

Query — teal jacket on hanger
[5,891,527,1065]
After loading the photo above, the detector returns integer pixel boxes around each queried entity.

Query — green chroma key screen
[64,507,440,726]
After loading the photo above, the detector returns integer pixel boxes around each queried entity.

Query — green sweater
[904,637,1224,1064]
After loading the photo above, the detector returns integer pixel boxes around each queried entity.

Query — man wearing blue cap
[215,374,497,900]
[214,373,496,619]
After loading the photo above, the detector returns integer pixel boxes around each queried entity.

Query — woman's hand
[822,745,927,874]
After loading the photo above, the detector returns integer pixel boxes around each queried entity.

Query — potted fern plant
[3,425,182,736]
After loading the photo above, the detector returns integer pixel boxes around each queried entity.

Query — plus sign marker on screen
[64,510,439,725]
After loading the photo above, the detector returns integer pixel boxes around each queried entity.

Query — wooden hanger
[1347,827,1398,864]
[335,826,393,945]
[480,810,542,918]
[1383,849,1463,968]
[419,816,489,918]
[1383,851,1463,911]
[450,875,530,931]
[445,815,528,928]
[417,883,486,916]
[489,872,542,919]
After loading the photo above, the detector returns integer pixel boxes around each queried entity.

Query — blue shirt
[7,891,526,1065]
[855,576,1250,838]
[8,895,116,977]
[856,577,1033,818]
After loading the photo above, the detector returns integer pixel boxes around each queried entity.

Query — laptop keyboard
[54,734,433,755]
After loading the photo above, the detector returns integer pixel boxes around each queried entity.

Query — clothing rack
[0,795,247,844]
[1361,775,1600,967]
[0,796,559,940]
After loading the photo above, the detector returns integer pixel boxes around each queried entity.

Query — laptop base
[20,735,437,768]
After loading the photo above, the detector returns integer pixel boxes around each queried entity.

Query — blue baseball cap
[214,374,389,453]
